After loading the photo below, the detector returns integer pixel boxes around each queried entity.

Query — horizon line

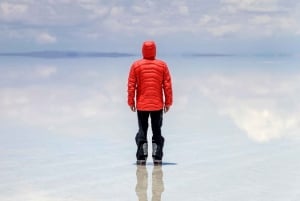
[0,50,297,59]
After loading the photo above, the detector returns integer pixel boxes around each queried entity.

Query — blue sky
[1,0,300,54]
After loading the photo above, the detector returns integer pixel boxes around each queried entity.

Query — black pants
[135,110,165,160]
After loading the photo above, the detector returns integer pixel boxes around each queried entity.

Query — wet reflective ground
[1,135,300,201]
[1,56,300,200]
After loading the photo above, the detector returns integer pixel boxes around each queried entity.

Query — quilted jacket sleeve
[163,64,173,107]
[127,64,136,107]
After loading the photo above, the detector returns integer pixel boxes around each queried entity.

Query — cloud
[0,86,117,136]
[196,72,300,142]
[36,32,57,44]
[0,65,128,137]
[222,106,299,142]
[77,0,109,19]
[0,65,57,81]
[249,15,272,25]
[110,6,124,17]
[277,17,298,30]
[208,24,241,37]
[132,5,147,14]
[34,66,57,77]
[1,0,300,53]
[175,66,300,143]
[0,2,28,21]
[178,5,189,15]
[248,15,299,36]
[198,15,221,26]
[221,0,281,13]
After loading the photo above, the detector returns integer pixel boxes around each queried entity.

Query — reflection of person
[151,166,164,201]
[135,166,148,201]
[127,40,173,165]
[135,166,164,201]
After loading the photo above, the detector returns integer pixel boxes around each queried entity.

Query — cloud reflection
[176,70,300,142]
[1,58,300,143]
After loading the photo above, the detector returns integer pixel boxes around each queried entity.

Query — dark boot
[152,137,164,165]
[136,142,148,165]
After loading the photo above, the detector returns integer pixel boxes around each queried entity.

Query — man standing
[127,40,173,165]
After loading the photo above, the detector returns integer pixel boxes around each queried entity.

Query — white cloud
[0,65,57,80]
[221,0,280,13]
[0,65,128,137]
[277,17,298,30]
[247,15,299,36]
[0,2,28,20]
[174,66,300,143]
[110,6,124,17]
[223,106,299,142]
[178,5,189,16]
[36,32,57,44]
[92,7,109,17]
[208,24,241,37]
[249,15,272,25]
[132,5,147,14]
[34,66,57,78]
[78,1,109,19]
[198,15,221,26]
[196,72,300,142]
[0,86,121,136]
[0,0,300,52]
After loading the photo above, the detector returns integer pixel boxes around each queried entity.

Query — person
[127,40,173,165]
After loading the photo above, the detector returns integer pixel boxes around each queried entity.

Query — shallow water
[1,55,300,200]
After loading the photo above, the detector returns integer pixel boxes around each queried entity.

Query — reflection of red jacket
[127,41,173,111]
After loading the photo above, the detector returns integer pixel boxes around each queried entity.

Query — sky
[1,0,300,54]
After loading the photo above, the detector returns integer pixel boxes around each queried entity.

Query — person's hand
[130,105,136,112]
[164,106,170,113]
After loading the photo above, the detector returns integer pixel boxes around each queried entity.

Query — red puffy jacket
[127,41,173,111]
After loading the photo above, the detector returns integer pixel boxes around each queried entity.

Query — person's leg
[150,110,164,162]
[135,111,150,162]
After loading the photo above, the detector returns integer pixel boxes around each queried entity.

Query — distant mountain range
[185,53,235,57]
[0,51,294,59]
[0,51,135,58]
[183,53,293,57]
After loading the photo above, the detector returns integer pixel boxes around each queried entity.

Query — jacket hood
[142,41,156,60]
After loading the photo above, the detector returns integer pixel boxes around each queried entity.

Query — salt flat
[1,56,300,200]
